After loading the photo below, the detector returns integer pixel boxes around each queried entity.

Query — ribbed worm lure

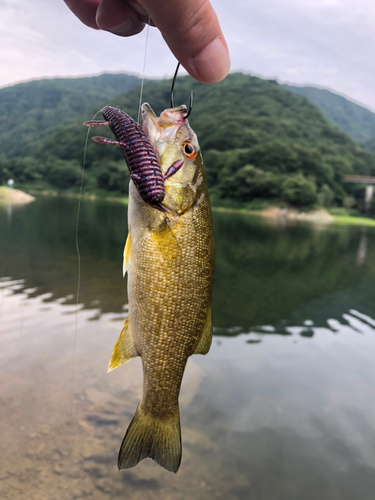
[85,106,167,206]
[84,64,192,210]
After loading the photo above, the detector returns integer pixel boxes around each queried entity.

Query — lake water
[1,197,375,500]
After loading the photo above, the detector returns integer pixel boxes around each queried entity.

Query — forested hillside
[1,72,375,212]
[0,73,141,158]
[365,137,375,153]
[284,84,375,145]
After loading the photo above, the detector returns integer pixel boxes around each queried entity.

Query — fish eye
[182,141,197,160]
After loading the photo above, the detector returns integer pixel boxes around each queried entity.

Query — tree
[317,184,334,208]
[0,160,9,185]
[281,174,317,207]
[45,159,82,189]
[95,161,129,193]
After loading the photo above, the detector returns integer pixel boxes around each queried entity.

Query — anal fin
[108,316,138,372]
[193,306,212,355]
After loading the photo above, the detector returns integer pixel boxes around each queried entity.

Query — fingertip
[95,0,145,36]
[64,0,101,29]
[139,0,230,84]
[100,18,146,37]
[190,37,231,84]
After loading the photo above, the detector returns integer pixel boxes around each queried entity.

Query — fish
[87,101,215,473]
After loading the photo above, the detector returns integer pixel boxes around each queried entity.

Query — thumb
[139,0,230,84]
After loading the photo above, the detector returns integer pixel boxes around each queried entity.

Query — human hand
[64,0,230,84]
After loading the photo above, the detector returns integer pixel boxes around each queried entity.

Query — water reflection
[357,229,368,267]
[1,198,375,499]
[1,279,375,499]
[1,198,375,327]
[213,308,375,341]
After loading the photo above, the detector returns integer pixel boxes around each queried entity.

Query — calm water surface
[1,197,375,500]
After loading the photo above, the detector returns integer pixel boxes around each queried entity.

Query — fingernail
[105,18,134,36]
[193,38,231,84]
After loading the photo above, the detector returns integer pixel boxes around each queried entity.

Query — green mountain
[284,84,375,145]
[364,137,375,153]
[1,73,375,212]
[0,73,141,158]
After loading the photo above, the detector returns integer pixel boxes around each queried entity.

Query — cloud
[0,0,374,111]
[0,0,178,85]
[217,0,375,110]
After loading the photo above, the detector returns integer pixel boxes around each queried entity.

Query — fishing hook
[170,62,193,119]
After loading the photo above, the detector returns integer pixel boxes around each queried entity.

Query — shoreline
[21,188,375,228]
[213,205,375,227]
[0,186,35,205]
[27,189,129,204]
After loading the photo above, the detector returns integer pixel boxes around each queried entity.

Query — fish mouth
[140,103,159,142]
[140,103,187,143]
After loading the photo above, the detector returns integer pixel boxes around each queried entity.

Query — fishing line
[137,16,151,123]
[69,15,151,479]
[70,110,101,460]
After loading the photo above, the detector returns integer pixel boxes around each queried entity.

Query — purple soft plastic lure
[85,106,183,208]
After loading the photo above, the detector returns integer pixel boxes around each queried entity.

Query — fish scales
[134,201,212,405]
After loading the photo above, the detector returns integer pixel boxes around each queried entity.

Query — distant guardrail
[345,176,375,185]
[345,176,374,209]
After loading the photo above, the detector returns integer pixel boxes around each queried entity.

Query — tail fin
[118,404,181,473]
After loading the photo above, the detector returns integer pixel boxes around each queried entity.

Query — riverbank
[213,205,375,227]
[26,188,129,205]
[20,187,375,227]
[0,186,35,205]
[331,215,375,227]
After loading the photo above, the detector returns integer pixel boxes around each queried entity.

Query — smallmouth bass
[89,102,215,473]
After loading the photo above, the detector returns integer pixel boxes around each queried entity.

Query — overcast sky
[1,0,374,111]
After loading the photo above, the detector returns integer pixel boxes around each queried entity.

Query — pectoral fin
[151,220,180,257]
[123,232,131,277]
[108,316,138,372]
[193,307,212,355]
